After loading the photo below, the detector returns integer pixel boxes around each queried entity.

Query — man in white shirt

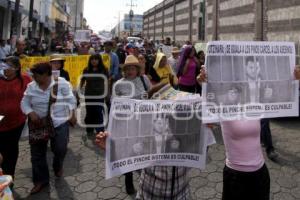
[167,47,181,74]
[160,37,173,59]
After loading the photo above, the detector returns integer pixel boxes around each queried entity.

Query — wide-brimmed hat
[171,47,181,54]
[50,54,66,62]
[122,55,142,69]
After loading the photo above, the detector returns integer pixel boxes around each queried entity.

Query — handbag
[28,81,58,144]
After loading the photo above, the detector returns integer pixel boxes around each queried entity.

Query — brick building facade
[143,0,205,44]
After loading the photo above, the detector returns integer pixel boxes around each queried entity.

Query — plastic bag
[0,175,13,200]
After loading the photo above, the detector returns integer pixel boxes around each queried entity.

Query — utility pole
[11,0,21,52]
[12,0,21,36]
[212,0,219,40]
[29,0,35,39]
[126,0,137,36]
[118,11,121,38]
[75,0,78,31]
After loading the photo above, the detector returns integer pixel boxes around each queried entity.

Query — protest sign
[105,97,211,179]
[202,41,299,123]
[74,30,91,42]
[20,55,90,87]
[161,45,173,58]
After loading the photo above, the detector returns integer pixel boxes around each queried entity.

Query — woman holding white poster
[197,65,300,200]
[99,55,209,199]
[112,55,166,195]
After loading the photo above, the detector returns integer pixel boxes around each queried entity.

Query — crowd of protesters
[0,35,300,200]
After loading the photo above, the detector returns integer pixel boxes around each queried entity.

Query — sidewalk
[12,118,300,200]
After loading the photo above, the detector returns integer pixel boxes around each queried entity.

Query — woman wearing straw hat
[50,55,70,82]
[113,55,152,99]
[112,55,166,194]
[113,55,152,194]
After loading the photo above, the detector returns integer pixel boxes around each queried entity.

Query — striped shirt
[136,166,191,200]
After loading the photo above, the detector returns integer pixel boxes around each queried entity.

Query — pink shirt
[178,58,197,86]
[221,120,265,172]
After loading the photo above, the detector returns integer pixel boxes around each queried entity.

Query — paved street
[12,118,300,200]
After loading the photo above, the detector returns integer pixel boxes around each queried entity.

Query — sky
[84,0,164,32]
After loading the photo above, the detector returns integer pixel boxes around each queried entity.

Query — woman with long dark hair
[177,45,199,93]
[0,56,31,181]
[80,54,108,137]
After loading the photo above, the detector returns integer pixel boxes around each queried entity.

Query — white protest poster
[74,30,91,42]
[161,45,173,58]
[202,41,299,123]
[105,97,210,179]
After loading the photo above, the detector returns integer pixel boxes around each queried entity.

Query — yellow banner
[101,53,111,71]
[20,55,90,87]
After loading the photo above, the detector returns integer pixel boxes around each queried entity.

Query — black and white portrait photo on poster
[127,137,152,157]
[110,138,128,162]
[105,98,214,179]
[206,82,249,106]
[202,41,299,123]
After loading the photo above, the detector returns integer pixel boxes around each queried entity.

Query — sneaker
[267,150,278,160]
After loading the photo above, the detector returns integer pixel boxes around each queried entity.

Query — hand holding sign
[95,131,109,150]
[197,65,207,84]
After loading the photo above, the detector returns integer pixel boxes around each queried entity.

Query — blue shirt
[101,51,120,80]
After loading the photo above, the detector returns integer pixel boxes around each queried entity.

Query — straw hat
[50,54,66,62]
[171,47,181,54]
[122,55,142,69]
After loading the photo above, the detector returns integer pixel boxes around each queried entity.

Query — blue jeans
[30,122,69,184]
